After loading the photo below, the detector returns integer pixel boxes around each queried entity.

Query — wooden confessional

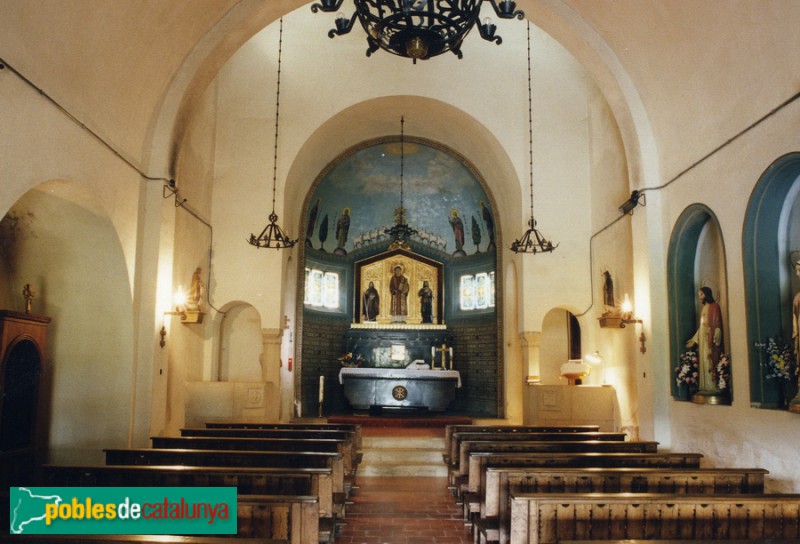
[0,310,50,486]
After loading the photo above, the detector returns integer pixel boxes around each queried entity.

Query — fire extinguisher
[288,357,293,371]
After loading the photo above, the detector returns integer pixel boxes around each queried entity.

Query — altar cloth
[339,367,461,411]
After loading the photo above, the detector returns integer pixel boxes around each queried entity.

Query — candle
[449,347,453,369]
[318,376,325,403]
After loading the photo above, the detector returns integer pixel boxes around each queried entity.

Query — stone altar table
[339,367,461,412]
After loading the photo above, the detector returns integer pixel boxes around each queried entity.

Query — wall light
[618,190,645,215]
[159,286,205,348]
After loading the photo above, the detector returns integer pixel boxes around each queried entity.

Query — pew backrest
[448,431,626,467]
[40,464,335,518]
[509,492,800,544]
[458,440,659,480]
[484,466,769,517]
[466,452,704,494]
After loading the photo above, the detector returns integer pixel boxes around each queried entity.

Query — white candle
[319,376,325,403]
[449,347,453,369]
[431,346,435,359]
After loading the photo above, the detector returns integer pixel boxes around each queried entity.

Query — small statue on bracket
[22,283,34,314]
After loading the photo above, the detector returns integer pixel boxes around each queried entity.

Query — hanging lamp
[510,23,557,254]
[249,18,297,250]
[385,116,418,250]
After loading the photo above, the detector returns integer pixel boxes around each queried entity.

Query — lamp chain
[526,22,535,223]
[400,115,405,219]
[271,17,284,215]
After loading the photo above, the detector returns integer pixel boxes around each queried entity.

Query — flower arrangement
[675,350,699,388]
[716,353,731,391]
[338,352,364,368]
[755,338,796,382]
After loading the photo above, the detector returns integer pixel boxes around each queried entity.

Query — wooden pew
[473,467,770,543]
[447,431,626,470]
[453,440,660,493]
[103,449,346,520]
[179,428,361,476]
[2,494,321,544]
[465,451,704,500]
[40,464,336,520]
[205,423,362,452]
[443,425,601,464]
[153,436,356,477]
[443,425,608,465]
[238,494,320,544]
[450,435,658,488]
[508,492,800,544]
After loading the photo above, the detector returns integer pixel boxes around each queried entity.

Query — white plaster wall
[4,184,132,464]
[655,90,800,492]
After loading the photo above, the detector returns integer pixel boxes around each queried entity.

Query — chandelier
[385,116,418,249]
[248,18,297,250]
[510,23,557,254]
[311,0,524,62]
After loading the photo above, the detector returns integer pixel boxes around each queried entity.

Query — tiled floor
[336,476,471,544]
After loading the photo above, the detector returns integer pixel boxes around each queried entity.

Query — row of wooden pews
[26,422,363,544]
[443,424,800,544]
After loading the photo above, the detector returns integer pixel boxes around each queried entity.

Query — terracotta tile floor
[336,476,470,544]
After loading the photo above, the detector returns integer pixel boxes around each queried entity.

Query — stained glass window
[304,268,340,309]
[459,271,495,311]
[460,275,475,310]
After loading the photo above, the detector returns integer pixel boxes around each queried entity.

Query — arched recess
[540,308,582,385]
[743,152,800,408]
[296,135,502,418]
[667,204,729,401]
[0,180,133,462]
[217,303,264,383]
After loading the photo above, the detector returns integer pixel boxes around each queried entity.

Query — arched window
[743,153,800,409]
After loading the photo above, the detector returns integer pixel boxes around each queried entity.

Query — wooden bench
[447,431,626,468]
[463,451,704,500]
[153,436,357,477]
[103,449,346,521]
[39,464,336,519]
[444,425,602,464]
[472,467,770,543]
[508,492,800,544]
[204,423,362,452]
[179,428,362,476]
[3,494,321,544]
[453,440,660,493]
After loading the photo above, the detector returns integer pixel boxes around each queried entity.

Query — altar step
[358,435,448,477]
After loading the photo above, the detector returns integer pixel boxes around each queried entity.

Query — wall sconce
[599,293,641,328]
[618,190,645,215]
[159,287,205,348]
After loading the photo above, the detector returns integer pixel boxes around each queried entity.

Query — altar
[339,367,461,412]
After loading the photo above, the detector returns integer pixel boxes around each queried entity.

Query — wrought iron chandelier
[248,18,297,250]
[510,23,557,254]
[311,0,524,62]
[385,116,418,250]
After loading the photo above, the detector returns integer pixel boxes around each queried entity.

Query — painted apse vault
[299,139,501,417]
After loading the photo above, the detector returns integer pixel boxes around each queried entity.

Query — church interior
[2,1,800,534]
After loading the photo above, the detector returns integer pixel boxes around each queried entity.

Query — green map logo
[9,487,237,535]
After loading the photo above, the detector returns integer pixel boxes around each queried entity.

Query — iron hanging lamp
[311,0,524,62]
[385,116,418,250]
[249,18,297,250]
[510,23,557,254]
